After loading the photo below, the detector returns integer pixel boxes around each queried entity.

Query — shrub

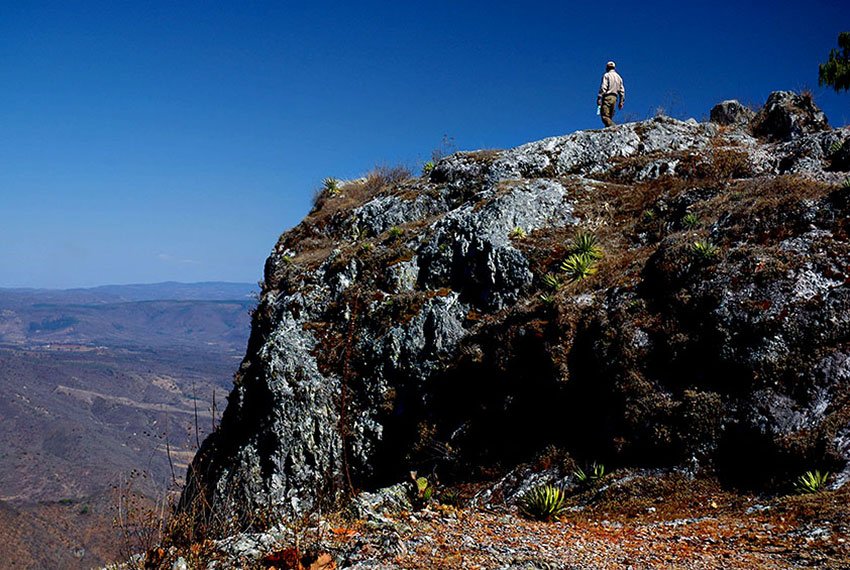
[388,226,405,240]
[795,470,829,494]
[422,161,436,175]
[517,484,567,522]
[364,165,412,193]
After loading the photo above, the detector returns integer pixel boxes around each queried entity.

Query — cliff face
[181,92,850,531]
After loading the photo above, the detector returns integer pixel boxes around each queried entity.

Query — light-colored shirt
[598,70,625,103]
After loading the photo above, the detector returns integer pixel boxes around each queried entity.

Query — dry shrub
[362,164,412,193]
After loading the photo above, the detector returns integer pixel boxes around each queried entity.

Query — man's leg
[601,94,617,127]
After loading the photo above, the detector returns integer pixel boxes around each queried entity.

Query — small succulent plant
[422,161,436,175]
[539,293,557,306]
[571,231,603,260]
[388,226,405,240]
[681,212,700,229]
[517,484,567,522]
[509,226,527,239]
[795,470,829,494]
[574,462,606,484]
[691,240,720,261]
[560,253,598,281]
[541,273,562,291]
[409,471,434,509]
[322,177,340,195]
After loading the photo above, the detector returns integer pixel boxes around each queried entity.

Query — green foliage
[642,209,656,222]
[558,231,603,282]
[573,462,606,485]
[830,140,845,154]
[409,471,434,509]
[843,177,850,189]
[539,293,557,306]
[819,32,850,93]
[422,161,436,175]
[560,253,598,281]
[691,240,720,261]
[795,470,830,494]
[509,226,527,239]
[517,484,567,522]
[322,177,341,195]
[681,212,700,229]
[571,231,603,260]
[360,242,374,253]
[541,273,562,291]
[281,255,294,265]
[388,226,405,240]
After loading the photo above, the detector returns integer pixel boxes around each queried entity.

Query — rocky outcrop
[710,100,754,127]
[752,91,830,141]
[180,92,850,532]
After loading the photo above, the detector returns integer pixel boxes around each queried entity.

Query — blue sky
[1,1,848,288]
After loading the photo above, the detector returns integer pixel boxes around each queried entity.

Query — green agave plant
[574,462,606,484]
[691,240,719,260]
[541,273,562,291]
[539,293,557,306]
[560,253,598,281]
[518,484,568,522]
[509,226,527,239]
[681,212,700,229]
[795,470,830,494]
[571,231,603,260]
[830,140,844,154]
[843,177,850,189]
[322,177,340,195]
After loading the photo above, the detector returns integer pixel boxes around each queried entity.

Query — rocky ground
[128,470,849,569]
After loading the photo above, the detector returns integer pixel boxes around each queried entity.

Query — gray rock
[752,91,830,141]
[710,100,755,127]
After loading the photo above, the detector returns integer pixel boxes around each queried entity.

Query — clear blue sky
[2,1,848,288]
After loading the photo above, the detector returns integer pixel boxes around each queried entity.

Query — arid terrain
[0,283,255,568]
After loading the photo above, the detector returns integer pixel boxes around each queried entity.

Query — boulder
[709,100,754,127]
[752,91,830,141]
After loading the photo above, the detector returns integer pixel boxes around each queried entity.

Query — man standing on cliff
[597,61,625,127]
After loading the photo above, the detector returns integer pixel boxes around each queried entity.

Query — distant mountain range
[0,281,257,351]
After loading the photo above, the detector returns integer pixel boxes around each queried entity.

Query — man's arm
[618,78,625,109]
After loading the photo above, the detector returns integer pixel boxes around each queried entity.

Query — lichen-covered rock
[181,91,850,532]
[710,100,754,127]
[752,91,830,141]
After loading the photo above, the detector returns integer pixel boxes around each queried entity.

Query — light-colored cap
[606,61,616,68]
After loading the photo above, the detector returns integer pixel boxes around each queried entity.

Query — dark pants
[600,94,618,127]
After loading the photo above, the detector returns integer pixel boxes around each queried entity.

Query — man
[597,61,625,127]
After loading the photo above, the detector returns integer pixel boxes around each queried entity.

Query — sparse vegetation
[541,273,562,291]
[539,293,557,306]
[681,212,700,229]
[795,470,830,494]
[410,471,434,510]
[422,161,436,175]
[691,240,720,261]
[574,462,606,485]
[571,231,603,260]
[509,226,527,239]
[517,484,567,522]
[322,177,341,195]
[560,253,598,281]
[388,226,405,240]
